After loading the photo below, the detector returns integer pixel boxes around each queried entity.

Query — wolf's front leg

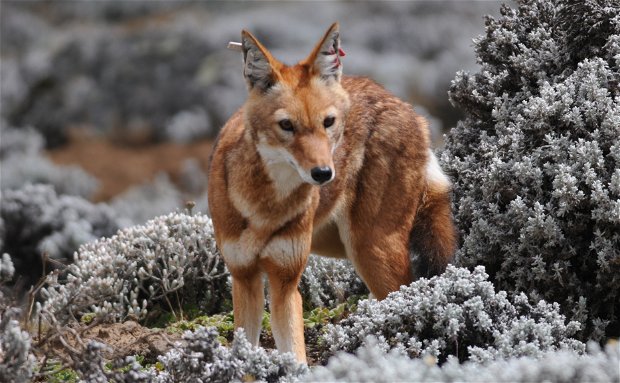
[261,235,310,364]
[266,268,306,362]
[231,270,264,346]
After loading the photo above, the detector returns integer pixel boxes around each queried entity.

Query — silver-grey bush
[0,184,122,290]
[0,257,35,383]
[308,337,619,383]
[441,0,620,339]
[40,212,228,325]
[0,125,98,198]
[299,255,367,309]
[72,327,307,382]
[153,327,307,383]
[321,266,584,363]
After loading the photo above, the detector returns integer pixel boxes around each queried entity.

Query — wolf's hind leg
[347,225,413,300]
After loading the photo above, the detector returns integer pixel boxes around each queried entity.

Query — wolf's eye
[278,119,294,132]
[323,116,336,128]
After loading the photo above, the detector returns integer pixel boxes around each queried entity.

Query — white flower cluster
[307,337,620,382]
[441,0,620,339]
[40,212,228,324]
[321,266,584,364]
[299,255,367,308]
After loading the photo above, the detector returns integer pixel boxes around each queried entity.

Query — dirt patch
[46,131,214,202]
[304,328,324,366]
[84,321,182,361]
[45,320,183,365]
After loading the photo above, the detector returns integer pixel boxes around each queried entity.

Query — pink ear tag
[329,46,345,69]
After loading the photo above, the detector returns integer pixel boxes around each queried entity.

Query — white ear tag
[227,41,243,52]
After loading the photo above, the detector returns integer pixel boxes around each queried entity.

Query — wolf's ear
[305,23,343,83]
[241,30,278,91]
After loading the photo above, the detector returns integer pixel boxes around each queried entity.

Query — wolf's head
[240,23,350,187]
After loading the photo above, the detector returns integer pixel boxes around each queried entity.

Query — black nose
[310,167,333,184]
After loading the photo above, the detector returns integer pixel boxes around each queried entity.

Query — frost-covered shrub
[0,221,4,255]
[69,327,307,382]
[308,337,620,382]
[0,184,122,289]
[321,266,584,364]
[153,327,307,383]
[0,123,44,157]
[0,254,16,312]
[60,340,151,383]
[74,341,115,383]
[0,258,35,383]
[0,254,14,284]
[110,173,185,225]
[0,126,98,198]
[441,0,620,338]
[2,3,219,145]
[164,108,213,144]
[110,168,211,225]
[299,255,367,308]
[40,212,228,324]
[1,155,98,199]
[0,313,35,383]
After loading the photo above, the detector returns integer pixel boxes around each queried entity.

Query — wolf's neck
[250,136,305,200]
[263,162,303,199]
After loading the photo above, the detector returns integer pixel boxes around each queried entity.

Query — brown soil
[46,131,214,202]
[80,320,183,361]
[40,320,184,368]
[43,321,321,373]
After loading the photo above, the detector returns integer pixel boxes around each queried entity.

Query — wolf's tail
[409,182,457,278]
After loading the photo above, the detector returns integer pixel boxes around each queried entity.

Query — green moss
[304,295,361,329]
[261,311,271,333]
[166,312,235,344]
[42,360,78,383]
[79,312,97,325]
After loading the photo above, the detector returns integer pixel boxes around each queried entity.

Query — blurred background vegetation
[1,0,503,203]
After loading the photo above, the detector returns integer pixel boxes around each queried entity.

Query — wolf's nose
[311,167,333,184]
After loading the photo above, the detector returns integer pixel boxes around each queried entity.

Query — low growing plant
[1,184,123,290]
[39,212,229,326]
[299,255,367,309]
[308,337,619,382]
[0,256,35,383]
[321,265,585,363]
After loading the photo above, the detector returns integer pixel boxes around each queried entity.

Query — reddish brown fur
[208,23,456,363]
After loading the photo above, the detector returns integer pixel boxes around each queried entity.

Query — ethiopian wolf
[208,23,456,363]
